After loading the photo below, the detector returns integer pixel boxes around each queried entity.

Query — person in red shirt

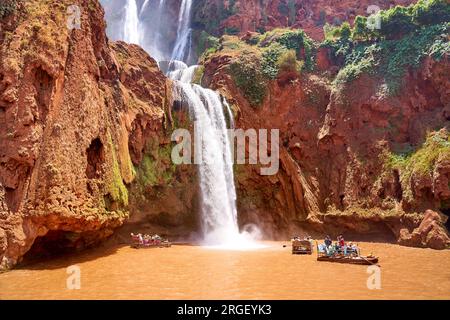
[339,235,345,247]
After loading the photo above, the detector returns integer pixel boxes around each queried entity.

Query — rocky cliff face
[0,0,197,269]
[199,1,450,247]
[192,0,417,40]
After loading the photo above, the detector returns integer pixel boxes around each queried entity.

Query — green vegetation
[201,0,448,106]
[261,43,286,79]
[191,0,237,36]
[332,23,449,95]
[259,29,315,70]
[192,65,205,85]
[213,29,315,107]
[136,143,177,188]
[386,129,450,183]
[230,52,268,107]
[218,0,237,22]
[323,0,449,95]
[325,0,450,41]
[277,49,303,75]
[107,134,129,208]
[224,26,240,35]
[196,31,220,58]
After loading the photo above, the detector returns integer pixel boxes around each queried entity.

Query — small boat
[317,255,379,265]
[316,241,379,266]
[292,239,313,255]
[131,234,172,249]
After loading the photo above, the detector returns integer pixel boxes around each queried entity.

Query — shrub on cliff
[358,0,449,40]
[230,52,268,107]
[413,0,450,25]
[277,49,302,75]
[196,31,220,60]
[325,0,449,95]
[325,0,449,42]
[208,29,310,106]
[261,43,286,79]
[385,129,450,203]
[271,29,315,70]
[260,30,311,78]
[335,23,449,94]
[324,22,352,41]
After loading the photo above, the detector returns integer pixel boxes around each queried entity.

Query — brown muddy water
[0,242,449,300]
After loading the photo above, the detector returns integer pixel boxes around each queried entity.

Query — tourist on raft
[338,235,346,255]
[324,235,332,247]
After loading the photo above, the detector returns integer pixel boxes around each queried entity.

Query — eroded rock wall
[192,0,417,40]
[0,0,197,269]
[201,35,450,245]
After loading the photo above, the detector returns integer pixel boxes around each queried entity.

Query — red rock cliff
[193,0,417,40]
[200,15,450,247]
[0,0,198,269]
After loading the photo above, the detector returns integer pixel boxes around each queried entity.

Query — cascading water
[123,0,139,44]
[171,71,238,244]
[171,0,193,62]
[102,0,262,248]
[139,0,167,61]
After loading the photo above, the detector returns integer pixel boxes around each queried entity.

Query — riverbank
[1,241,449,300]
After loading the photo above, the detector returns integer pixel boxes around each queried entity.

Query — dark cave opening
[104,193,119,212]
[4,186,19,213]
[393,169,403,201]
[339,194,345,210]
[22,230,84,263]
[33,66,54,122]
[86,138,105,179]
[441,207,450,231]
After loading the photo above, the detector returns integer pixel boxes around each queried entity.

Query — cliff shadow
[17,242,125,271]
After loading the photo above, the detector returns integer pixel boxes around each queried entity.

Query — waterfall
[139,0,167,61]
[123,0,139,44]
[171,0,193,62]
[170,67,241,245]
[102,0,262,248]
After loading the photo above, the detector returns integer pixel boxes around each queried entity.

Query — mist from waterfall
[139,0,167,61]
[101,0,263,248]
[100,0,175,61]
[123,0,139,44]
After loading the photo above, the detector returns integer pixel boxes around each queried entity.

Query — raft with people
[316,235,379,266]
[130,233,172,249]
[291,236,314,255]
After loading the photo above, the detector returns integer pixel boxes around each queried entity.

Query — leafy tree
[413,0,450,25]
[380,6,416,38]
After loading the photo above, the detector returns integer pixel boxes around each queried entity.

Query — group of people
[292,235,312,242]
[131,233,164,246]
[320,235,360,257]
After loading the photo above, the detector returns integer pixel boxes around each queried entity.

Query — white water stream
[101,0,262,248]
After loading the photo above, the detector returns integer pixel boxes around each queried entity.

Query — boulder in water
[399,210,450,250]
